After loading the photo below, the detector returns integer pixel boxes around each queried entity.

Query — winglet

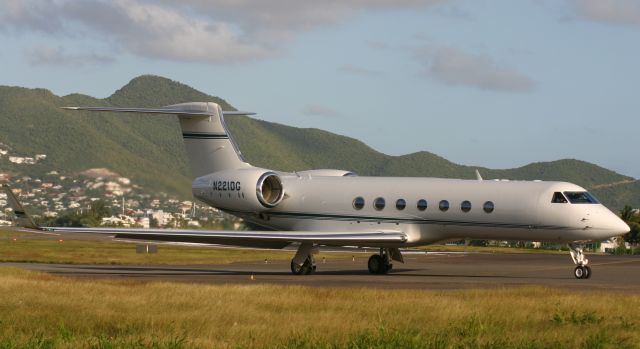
[1,185,40,230]
[475,169,483,181]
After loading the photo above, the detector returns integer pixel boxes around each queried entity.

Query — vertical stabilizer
[175,102,252,177]
[62,102,254,178]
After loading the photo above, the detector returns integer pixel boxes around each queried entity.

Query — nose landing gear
[569,243,592,279]
[573,265,591,279]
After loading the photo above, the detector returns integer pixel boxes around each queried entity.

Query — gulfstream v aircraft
[4,102,630,279]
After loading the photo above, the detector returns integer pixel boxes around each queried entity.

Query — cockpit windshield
[551,192,568,203]
[563,191,600,204]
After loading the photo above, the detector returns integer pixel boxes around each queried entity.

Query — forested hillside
[0,75,635,209]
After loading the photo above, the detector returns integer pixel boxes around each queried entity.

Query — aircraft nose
[613,218,631,236]
[592,209,631,239]
[602,210,630,236]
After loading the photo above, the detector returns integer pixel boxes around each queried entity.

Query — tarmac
[4,252,639,292]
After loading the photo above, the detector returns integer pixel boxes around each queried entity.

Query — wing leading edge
[43,227,407,249]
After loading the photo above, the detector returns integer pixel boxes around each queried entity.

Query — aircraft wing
[2,185,406,249]
[39,227,407,249]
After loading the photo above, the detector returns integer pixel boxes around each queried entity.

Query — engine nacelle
[256,172,285,208]
[192,168,285,211]
[296,169,357,177]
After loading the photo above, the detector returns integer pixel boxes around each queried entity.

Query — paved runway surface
[4,252,639,292]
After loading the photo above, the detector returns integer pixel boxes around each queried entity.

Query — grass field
[0,267,638,349]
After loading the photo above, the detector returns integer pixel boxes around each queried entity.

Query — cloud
[26,46,116,66]
[417,46,536,93]
[0,0,66,34]
[572,0,640,26]
[0,0,446,65]
[302,105,341,118]
[338,64,382,77]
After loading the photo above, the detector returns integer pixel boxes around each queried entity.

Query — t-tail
[62,102,254,178]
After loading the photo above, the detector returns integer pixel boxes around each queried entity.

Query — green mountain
[0,75,635,210]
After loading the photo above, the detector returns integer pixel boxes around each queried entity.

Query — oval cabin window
[373,197,386,211]
[439,200,449,212]
[353,197,365,210]
[417,199,428,211]
[396,199,406,210]
[461,200,472,212]
[483,201,495,213]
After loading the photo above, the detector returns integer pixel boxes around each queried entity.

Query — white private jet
[3,102,629,279]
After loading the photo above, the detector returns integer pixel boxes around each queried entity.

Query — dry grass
[0,267,638,348]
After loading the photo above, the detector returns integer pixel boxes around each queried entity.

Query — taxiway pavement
[3,252,639,292]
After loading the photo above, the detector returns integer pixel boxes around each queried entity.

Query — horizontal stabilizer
[62,102,254,117]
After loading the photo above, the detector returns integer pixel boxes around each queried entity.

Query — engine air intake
[257,172,284,208]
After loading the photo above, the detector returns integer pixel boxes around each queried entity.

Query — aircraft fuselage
[193,172,626,247]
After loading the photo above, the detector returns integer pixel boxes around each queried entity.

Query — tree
[89,201,111,220]
[620,205,634,222]
[47,201,113,227]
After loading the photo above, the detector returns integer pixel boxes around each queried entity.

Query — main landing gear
[569,243,591,279]
[291,255,316,275]
[289,244,405,275]
[290,243,317,275]
[368,248,404,275]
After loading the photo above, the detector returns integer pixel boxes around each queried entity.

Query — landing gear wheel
[568,244,591,280]
[290,257,315,275]
[305,264,317,275]
[368,255,382,274]
[574,266,591,279]
[368,254,390,275]
[291,260,305,275]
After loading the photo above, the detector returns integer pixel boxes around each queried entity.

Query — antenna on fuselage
[475,169,483,181]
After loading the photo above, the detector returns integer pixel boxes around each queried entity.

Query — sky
[1,0,639,178]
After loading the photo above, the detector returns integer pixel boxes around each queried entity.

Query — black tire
[291,257,315,275]
[291,260,305,275]
[574,266,585,279]
[368,255,383,274]
[304,264,316,275]
[368,255,391,274]
[585,265,592,279]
